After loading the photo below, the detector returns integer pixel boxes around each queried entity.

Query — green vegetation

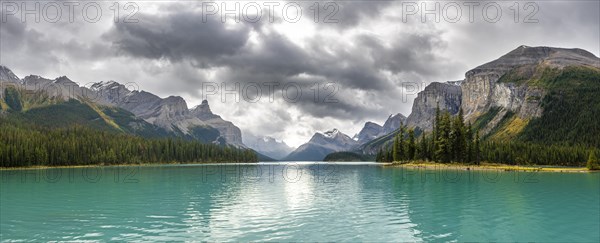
[518,66,600,147]
[495,65,600,147]
[587,150,599,170]
[377,106,595,167]
[0,86,258,167]
[472,107,501,131]
[3,87,23,111]
[0,122,258,167]
[377,107,481,164]
[323,152,373,162]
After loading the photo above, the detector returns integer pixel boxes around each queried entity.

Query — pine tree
[420,132,428,161]
[436,112,452,163]
[466,122,474,164]
[474,131,481,165]
[392,135,400,162]
[376,148,383,162]
[452,108,466,162]
[407,129,416,160]
[587,150,599,170]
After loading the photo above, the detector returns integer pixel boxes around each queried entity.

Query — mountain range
[286,45,600,161]
[2,45,599,162]
[243,134,294,160]
[0,67,245,147]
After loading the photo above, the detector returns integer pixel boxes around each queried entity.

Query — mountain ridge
[0,65,245,146]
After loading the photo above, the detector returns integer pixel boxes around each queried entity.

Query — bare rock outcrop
[461,46,600,121]
[406,82,462,131]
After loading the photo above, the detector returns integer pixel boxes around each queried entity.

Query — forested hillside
[0,123,257,167]
[376,107,594,167]
[0,86,258,167]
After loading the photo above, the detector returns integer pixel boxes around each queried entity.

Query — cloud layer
[1,1,599,146]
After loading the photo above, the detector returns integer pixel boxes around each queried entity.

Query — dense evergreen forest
[0,123,258,167]
[376,107,596,167]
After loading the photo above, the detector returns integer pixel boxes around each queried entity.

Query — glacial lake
[1,162,599,242]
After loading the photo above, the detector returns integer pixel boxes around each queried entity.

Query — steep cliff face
[461,46,600,122]
[190,100,244,146]
[92,81,205,134]
[92,81,245,146]
[382,113,407,134]
[405,82,462,131]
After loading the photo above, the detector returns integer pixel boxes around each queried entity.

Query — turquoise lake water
[1,162,599,241]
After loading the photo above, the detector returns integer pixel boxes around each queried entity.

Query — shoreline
[0,161,594,173]
[0,162,258,171]
[385,161,594,173]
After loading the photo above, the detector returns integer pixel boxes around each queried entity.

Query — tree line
[0,123,258,167]
[376,107,481,164]
[376,106,596,167]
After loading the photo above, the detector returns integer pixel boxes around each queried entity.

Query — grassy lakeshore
[385,161,594,173]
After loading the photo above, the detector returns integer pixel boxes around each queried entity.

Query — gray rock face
[15,75,100,103]
[0,66,21,84]
[284,129,358,161]
[243,134,294,160]
[91,81,204,134]
[0,67,246,146]
[461,46,600,121]
[190,100,244,146]
[406,82,462,131]
[0,66,21,102]
[353,122,383,144]
[90,81,247,145]
[382,113,407,134]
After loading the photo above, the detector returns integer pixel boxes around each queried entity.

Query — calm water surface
[1,162,599,242]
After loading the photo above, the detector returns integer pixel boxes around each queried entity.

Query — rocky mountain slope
[353,113,407,144]
[91,81,244,146]
[284,129,358,161]
[353,122,383,144]
[462,46,599,121]
[458,46,599,140]
[0,66,245,146]
[349,45,600,157]
[381,113,407,134]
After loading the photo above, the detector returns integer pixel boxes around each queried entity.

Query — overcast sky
[1,0,599,147]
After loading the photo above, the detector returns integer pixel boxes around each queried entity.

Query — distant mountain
[353,122,383,144]
[381,113,406,134]
[0,66,245,146]
[0,66,20,84]
[283,129,358,161]
[353,113,407,145]
[243,134,294,160]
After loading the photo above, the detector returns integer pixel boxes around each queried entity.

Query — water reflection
[1,163,598,241]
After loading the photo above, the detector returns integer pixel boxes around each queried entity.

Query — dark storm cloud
[102,5,453,120]
[299,1,394,29]
[104,11,251,64]
[4,0,597,145]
